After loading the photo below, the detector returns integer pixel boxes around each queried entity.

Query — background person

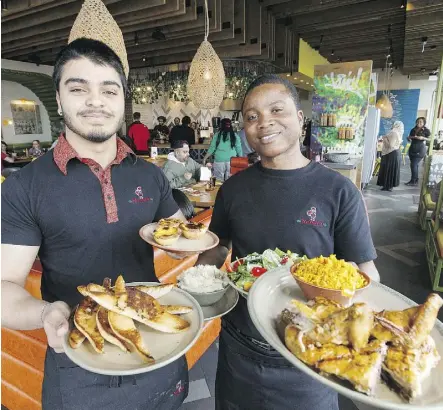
[169,116,195,147]
[406,116,431,186]
[1,142,15,171]
[128,111,151,153]
[377,121,403,192]
[154,116,170,138]
[203,118,242,181]
[28,139,43,157]
[163,140,201,188]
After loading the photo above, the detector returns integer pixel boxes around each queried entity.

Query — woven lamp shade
[376,94,393,118]
[187,40,225,109]
[68,0,129,78]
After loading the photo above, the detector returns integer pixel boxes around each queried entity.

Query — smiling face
[56,57,125,143]
[32,140,40,149]
[174,117,180,126]
[416,118,425,128]
[242,83,304,161]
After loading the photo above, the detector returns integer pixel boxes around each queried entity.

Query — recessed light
[294,77,298,80]
[286,74,290,77]
[300,80,304,82]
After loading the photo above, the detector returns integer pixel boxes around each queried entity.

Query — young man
[197,75,380,410]
[163,140,201,189]
[169,116,195,147]
[1,2,188,409]
[154,115,170,138]
[127,111,151,152]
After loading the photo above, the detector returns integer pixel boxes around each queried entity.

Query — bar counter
[321,158,362,188]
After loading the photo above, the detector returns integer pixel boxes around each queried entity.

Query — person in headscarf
[203,118,243,181]
[377,121,403,192]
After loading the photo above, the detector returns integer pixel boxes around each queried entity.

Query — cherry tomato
[233,259,243,271]
[251,267,267,277]
[281,256,289,265]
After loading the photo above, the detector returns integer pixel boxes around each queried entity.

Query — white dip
[177,265,228,293]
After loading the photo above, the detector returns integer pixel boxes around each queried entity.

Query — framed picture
[10,100,43,135]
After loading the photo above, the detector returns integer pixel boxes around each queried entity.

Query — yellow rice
[293,255,367,292]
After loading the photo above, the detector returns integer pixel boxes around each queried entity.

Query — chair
[230,157,249,176]
[425,182,443,291]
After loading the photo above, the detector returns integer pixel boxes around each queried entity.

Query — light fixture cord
[204,0,209,40]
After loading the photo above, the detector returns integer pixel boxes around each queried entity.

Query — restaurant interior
[1,1,443,410]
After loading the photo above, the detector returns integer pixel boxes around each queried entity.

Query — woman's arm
[203,136,217,164]
[235,133,243,157]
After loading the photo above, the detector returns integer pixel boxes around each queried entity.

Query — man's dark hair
[182,116,191,126]
[133,112,141,120]
[53,38,127,94]
[171,140,189,150]
[242,74,301,112]
[158,116,166,122]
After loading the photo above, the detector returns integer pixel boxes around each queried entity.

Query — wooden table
[6,157,33,168]
[184,183,220,208]
[139,155,167,168]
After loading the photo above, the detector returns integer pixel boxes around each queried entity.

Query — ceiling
[1,0,442,76]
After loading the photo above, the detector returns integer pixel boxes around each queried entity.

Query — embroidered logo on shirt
[172,380,185,396]
[128,186,152,204]
[297,206,328,227]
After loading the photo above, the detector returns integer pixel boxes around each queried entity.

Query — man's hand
[184,172,193,180]
[42,301,71,353]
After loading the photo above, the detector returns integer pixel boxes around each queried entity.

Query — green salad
[226,248,306,292]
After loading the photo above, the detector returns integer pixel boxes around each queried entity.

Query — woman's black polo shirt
[1,137,179,307]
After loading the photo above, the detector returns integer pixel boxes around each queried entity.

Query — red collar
[53,135,135,175]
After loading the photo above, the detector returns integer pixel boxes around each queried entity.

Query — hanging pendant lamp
[376,55,393,118]
[187,0,225,109]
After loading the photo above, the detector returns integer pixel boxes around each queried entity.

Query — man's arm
[163,165,189,189]
[196,238,231,269]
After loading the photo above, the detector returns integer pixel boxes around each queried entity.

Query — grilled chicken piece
[407,294,443,349]
[96,306,131,352]
[285,324,352,367]
[68,328,86,349]
[134,284,175,299]
[108,311,154,364]
[73,297,104,353]
[317,340,387,396]
[78,276,190,333]
[373,293,443,349]
[303,303,374,350]
[381,336,440,402]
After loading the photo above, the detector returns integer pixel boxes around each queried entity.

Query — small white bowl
[182,286,229,307]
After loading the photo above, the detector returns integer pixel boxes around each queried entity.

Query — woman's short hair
[416,117,426,125]
[172,189,195,220]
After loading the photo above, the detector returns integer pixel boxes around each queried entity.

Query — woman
[377,121,403,192]
[406,117,431,186]
[1,142,15,171]
[28,140,43,157]
[203,118,243,181]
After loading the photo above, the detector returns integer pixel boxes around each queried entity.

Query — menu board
[311,60,373,152]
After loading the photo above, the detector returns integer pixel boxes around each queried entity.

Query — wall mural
[10,100,43,135]
[311,60,373,150]
[376,89,420,145]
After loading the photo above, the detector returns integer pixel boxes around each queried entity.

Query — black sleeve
[152,166,179,221]
[424,128,431,138]
[409,128,416,136]
[1,174,42,246]
[334,182,376,264]
[208,188,231,241]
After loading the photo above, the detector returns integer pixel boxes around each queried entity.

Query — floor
[179,161,443,410]
[3,162,442,410]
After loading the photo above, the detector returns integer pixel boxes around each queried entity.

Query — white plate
[139,223,219,254]
[63,282,204,376]
[202,286,239,321]
[247,267,443,410]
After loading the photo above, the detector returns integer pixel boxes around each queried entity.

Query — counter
[152,142,211,161]
[321,158,362,188]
